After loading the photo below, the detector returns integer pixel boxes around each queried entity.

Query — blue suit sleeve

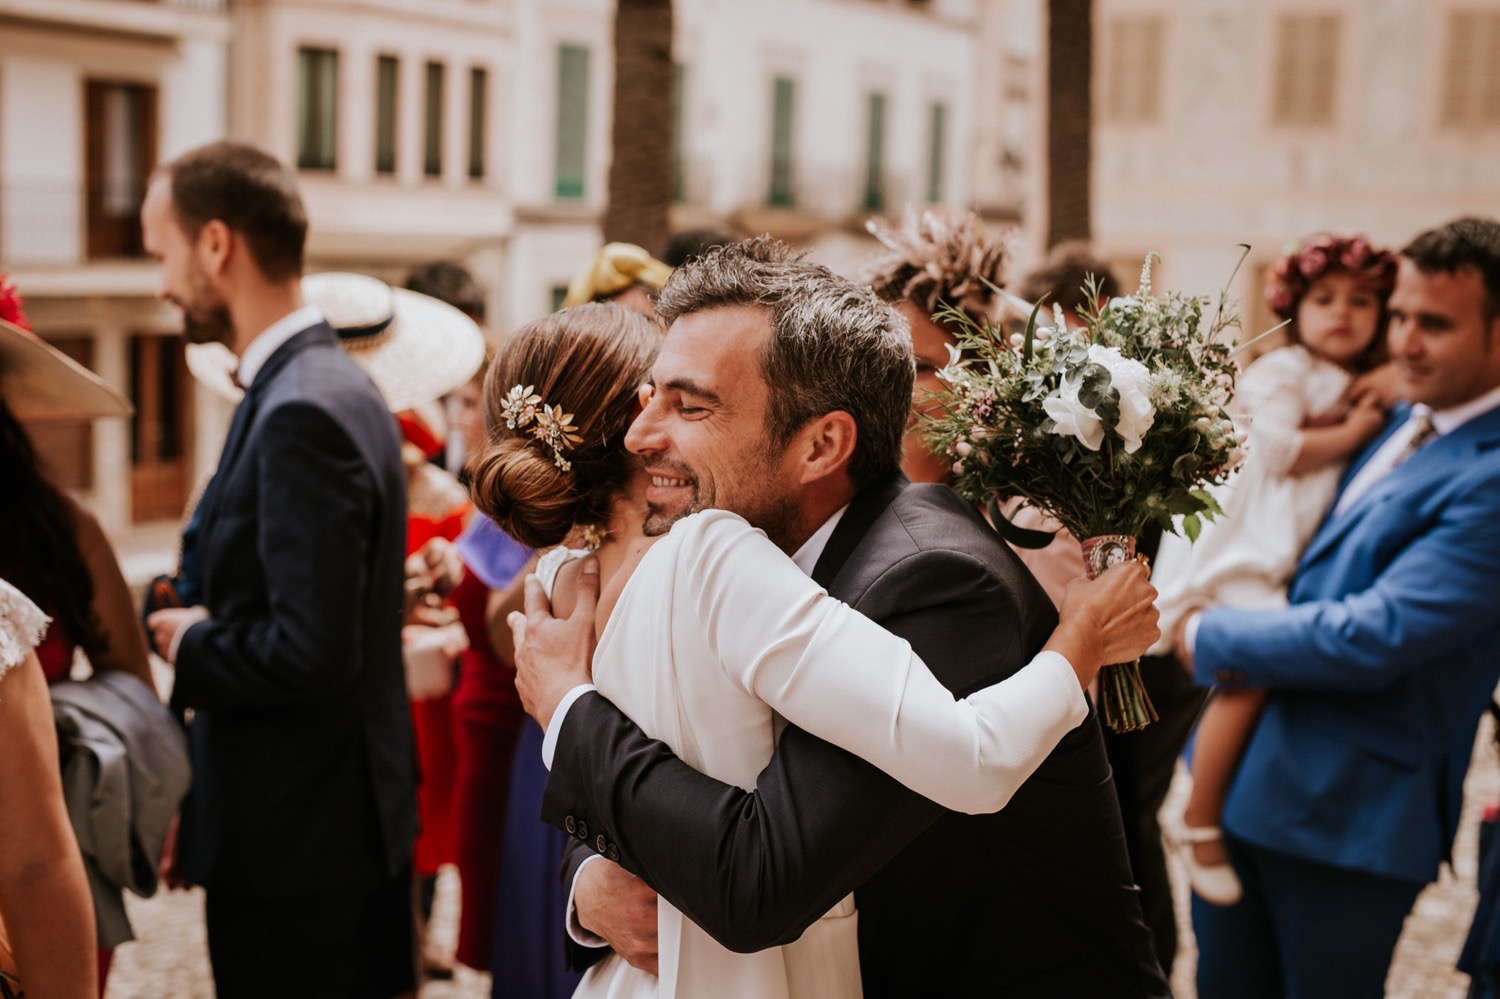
[1196,468,1500,693]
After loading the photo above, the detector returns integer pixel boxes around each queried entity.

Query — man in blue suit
[1183,216,1500,998]
[142,142,417,997]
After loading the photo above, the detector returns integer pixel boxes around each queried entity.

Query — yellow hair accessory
[562,242,674,308]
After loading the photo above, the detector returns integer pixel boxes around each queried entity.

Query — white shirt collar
[790,504,849,577]
[235,304,325,388]
[1428,381,1500,435]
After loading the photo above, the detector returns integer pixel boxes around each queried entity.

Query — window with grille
[768,77,796,207]
[1270,13,1341,127]
[863,92,887,212]
[469,67,488,179]
[375,55,398,175]
[85,80,156,257]
[297,47,338,170]
[926,101,947,204]
[425,62,445,177]
[556,45,590,200]
[1440,9,1500,129]
[1102,15,1165,124]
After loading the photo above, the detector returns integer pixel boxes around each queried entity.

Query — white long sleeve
[677,510,1086,815]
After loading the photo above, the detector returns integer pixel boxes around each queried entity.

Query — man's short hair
[1016,241,1121,316]
[1402,217,1500,323]
[655,236,914,489]
[156,141,307,282]
[405,261,487,323]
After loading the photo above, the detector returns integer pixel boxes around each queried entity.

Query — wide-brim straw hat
[187,272,486,413]
[0,318,133,422]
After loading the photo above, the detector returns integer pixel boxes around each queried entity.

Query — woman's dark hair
[470,303,660,548]
[0,398,107,659]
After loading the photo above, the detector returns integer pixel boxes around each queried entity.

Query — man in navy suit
[1183,217,1500,999]
[142,142,417,998]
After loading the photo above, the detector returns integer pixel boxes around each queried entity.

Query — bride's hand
[509,556,600,731]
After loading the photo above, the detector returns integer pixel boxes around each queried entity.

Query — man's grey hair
[655,236,915,489]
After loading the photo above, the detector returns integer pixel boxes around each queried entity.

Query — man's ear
[794,410,857,485]
[196,219,233,277]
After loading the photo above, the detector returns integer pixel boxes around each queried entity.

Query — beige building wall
[1093,0,1500,332]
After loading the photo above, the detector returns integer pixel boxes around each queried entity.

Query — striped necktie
[1390,409,1437,468]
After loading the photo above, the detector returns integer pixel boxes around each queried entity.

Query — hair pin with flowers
[499,383,583,471]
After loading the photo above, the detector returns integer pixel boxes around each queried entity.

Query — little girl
[1151,232,1399,904]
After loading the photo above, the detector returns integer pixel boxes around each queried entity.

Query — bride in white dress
[0,577,97,996]
[470,304,1114,999]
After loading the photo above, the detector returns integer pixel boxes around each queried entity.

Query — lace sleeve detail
[534,546,593,600]
[0,578,50,679]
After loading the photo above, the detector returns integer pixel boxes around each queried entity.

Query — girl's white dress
[0,578,48,681]
[538,509,1089,999]
[1153,344,1354,647]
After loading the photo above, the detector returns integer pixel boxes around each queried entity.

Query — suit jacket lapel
[1300,403,1500,569]
[197,323,336,527]
[811,472,907,589]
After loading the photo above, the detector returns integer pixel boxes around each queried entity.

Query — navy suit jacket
[171,322,417,896]
[547,475,1169,997]
[1196,401,1500,884]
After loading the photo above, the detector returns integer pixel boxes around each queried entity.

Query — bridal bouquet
[925,254,1248,732]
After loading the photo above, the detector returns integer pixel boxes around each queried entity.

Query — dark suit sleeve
[542,550,1024,952]
[174,402,377,710]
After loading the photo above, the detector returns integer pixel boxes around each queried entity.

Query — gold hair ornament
[500,384,583,470]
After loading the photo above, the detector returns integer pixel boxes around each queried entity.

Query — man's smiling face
[623,305,805,551]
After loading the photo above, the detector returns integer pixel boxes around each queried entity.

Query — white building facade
[6,0,990,543]
[0,0,231,535]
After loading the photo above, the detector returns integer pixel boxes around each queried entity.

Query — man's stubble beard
[178,266,234,347]
[640,456,803,554]
[181,302,234,346]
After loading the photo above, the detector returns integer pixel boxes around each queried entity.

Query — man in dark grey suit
[511,239,1172,996]
[142,142,417,998]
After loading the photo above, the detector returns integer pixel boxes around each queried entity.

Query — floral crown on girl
[498,384,583,471]
[1264,232,1398,320]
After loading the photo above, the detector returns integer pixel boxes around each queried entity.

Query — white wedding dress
[0,578,49,681]
[540,509,1089,999]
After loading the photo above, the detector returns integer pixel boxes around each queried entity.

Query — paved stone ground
[106,718,1500,998]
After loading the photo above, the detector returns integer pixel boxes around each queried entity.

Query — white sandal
[1172,824,1243,906]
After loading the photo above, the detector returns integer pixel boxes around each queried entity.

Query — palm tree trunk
[1046,0,1093,247]
[603,0,674,254]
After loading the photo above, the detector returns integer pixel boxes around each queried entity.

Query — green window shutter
[863,91,886,212]
[926,100,947,203]
[424,61,445,177]
[374,55,398,175]
[768,76,796,207]
[469,67,488,179]
[297,47,338,171]
[556,45,590,200]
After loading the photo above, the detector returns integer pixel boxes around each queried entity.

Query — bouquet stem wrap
[1080,535,1158,734]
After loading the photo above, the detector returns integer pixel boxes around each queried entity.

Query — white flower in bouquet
[924,250,1269,732]
[1042,344,1156,453]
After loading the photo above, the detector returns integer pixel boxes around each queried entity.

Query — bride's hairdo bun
[471,303,660,549]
